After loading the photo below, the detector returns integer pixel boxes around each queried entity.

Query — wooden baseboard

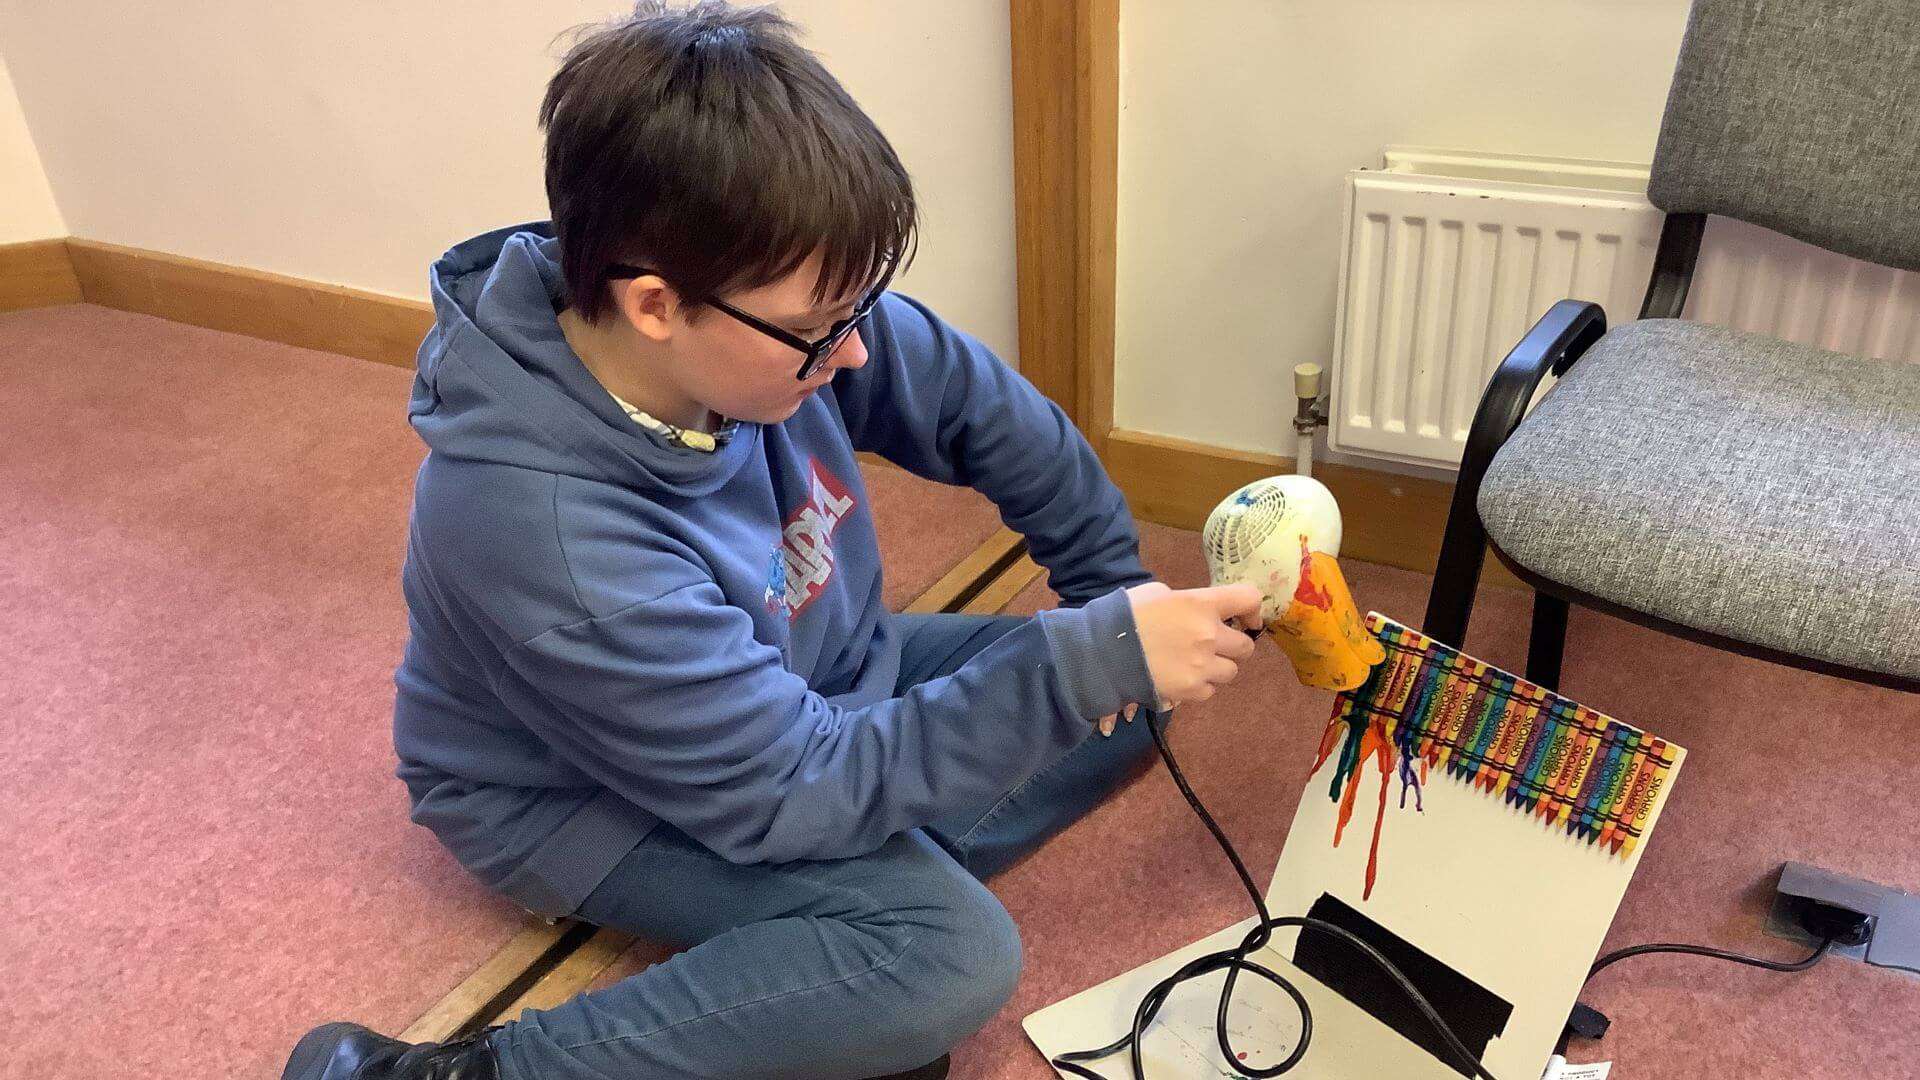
[0,238,82,312]
[63,238,432,368]
[1104,428,1520,588]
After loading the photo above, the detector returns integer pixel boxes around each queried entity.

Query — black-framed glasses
[606,262,895,381]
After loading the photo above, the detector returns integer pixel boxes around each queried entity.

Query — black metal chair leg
[1526,590,1569,692]
[1423,486,1487,651]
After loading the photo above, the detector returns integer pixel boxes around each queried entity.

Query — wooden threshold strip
[970,554,1046,615]
[401,918,598,1043]
[904,527,1029,616]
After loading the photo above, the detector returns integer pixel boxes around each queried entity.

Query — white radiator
[1328,147,1920,470]
[1685,216,1920,364]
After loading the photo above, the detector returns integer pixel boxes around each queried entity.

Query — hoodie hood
[410,221,759,498]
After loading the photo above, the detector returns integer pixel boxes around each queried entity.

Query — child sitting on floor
[283,4,1258,1079]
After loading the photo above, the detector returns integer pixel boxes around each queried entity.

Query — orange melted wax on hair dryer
[1266,537,1383,693]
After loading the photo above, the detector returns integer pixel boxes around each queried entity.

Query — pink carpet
[0,304,1003,1079]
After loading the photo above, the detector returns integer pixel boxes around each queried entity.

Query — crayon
[1582,719,1630,841]
[1594,727,1642,851]
[1468,674,1511,790]
[1620,739,1677,858]
[1530,708,1572,817]
[1537,703,1579,822]
[1565,716,1617,840]
[1430,652,1474,763]
[1608,737,1661,856]
[1555,713,1602,829]
[1453,666,1501,782]
[1489,688,1529,799]
[1432,653,1477,769]
[1509,691,1557,810]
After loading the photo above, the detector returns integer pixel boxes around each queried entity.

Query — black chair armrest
[1424,299,1607,642]
[1460,299,1607,482]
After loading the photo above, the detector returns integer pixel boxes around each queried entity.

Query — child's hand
[1093,706,1135,737]
[1124,582,1262,708]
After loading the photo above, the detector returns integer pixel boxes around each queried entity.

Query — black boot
[861,1053,950,1080]
[282,1022,499,1080]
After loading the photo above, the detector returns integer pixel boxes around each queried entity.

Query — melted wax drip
[1294,550,1417,898]
[1312,708,1423,900]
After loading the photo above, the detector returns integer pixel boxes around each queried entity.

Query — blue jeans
[489,614,1163,1080]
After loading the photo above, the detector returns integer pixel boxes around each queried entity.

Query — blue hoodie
[393,223,1156,918]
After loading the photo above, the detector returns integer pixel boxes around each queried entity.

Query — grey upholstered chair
[1424,0,1920,694]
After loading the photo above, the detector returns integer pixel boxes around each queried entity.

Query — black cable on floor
[1552,935,1834,1055]
[1586,937,1832,981]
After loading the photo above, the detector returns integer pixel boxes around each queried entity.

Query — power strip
[1768,862,1918,975]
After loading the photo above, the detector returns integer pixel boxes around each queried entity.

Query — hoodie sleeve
[834,293,1153,607]
[497,579,1155,866]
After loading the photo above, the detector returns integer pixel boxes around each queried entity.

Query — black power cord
[1053,708,1854,1080]
[1554,934,1838,1056]
[1588,937,1833,982]
[1049,709,1510,1080]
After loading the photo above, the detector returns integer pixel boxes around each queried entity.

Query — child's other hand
[1092,704,1139,738]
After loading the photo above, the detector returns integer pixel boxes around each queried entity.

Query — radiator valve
[1293,363,1329,476]
[1294,363,1328,435]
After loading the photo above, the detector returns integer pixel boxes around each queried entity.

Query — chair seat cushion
[1479,318,1920,681]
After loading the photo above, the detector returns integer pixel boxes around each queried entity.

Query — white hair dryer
[1202,475,1384,691]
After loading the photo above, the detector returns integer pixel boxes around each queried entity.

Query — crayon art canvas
[1026,613,1686,1080]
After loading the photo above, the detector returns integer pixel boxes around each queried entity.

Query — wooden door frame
[1009,0,1118,459]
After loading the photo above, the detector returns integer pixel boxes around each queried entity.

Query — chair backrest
[1648,0,1920,274]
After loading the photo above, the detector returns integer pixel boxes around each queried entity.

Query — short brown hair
[540,1,918,323]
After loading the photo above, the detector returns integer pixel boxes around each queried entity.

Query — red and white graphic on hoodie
[764,458,857,620]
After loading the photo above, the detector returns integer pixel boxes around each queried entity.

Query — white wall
[0,47,64,242]
[0,2,1019,363]
[1116,0,1692,460]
